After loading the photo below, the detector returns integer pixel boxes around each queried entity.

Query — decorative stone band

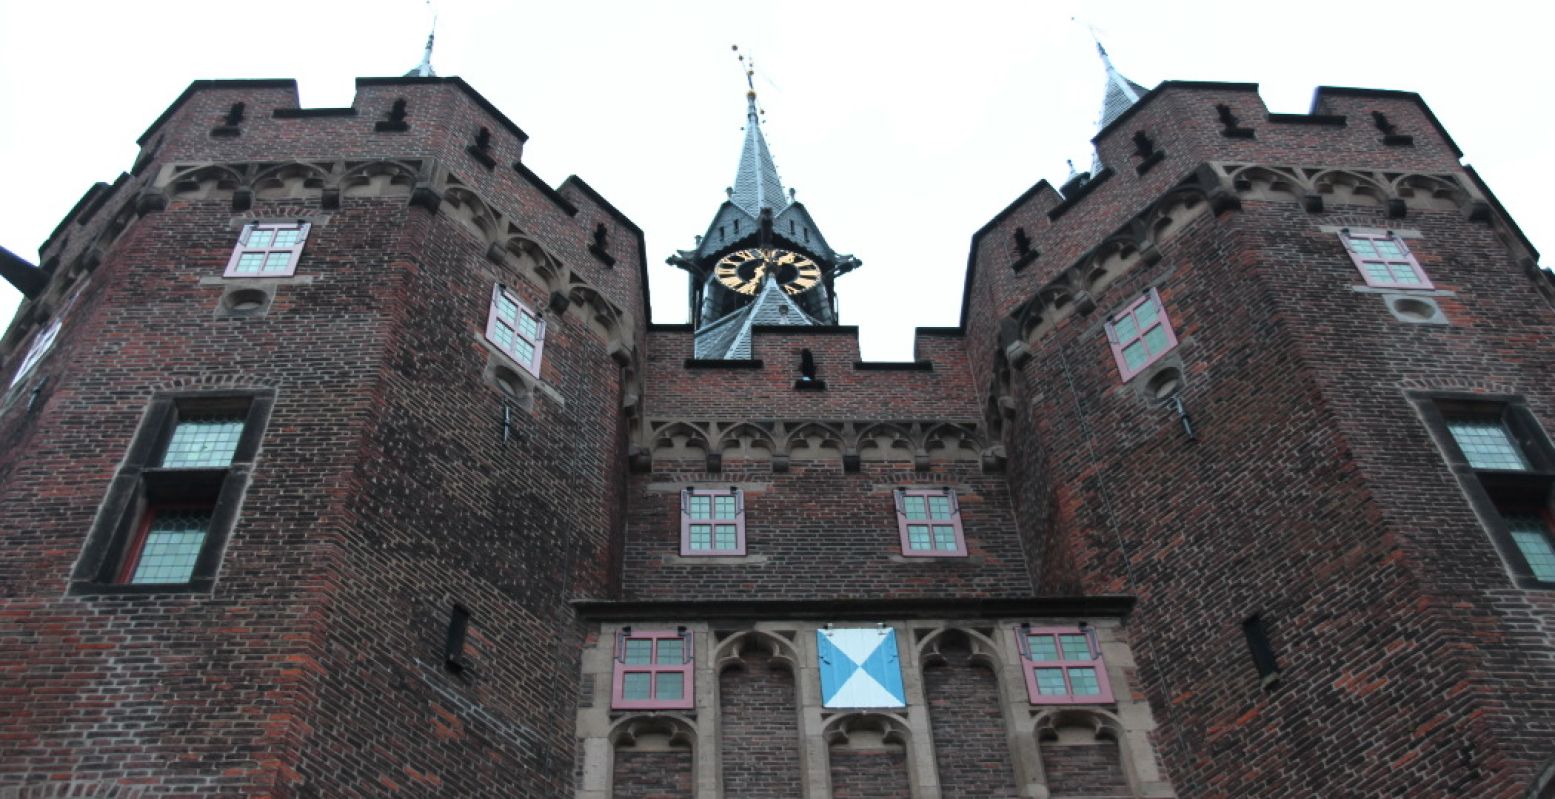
[636,418,999,474]
[1002,162,1498,366]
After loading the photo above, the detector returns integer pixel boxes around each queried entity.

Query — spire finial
[407,2,437,78]
[1073,18,1145,132]
[726,44,788,217]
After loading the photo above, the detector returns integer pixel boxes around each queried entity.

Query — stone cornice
[637,417,1001,474]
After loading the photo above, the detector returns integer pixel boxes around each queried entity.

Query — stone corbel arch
[251,161,331,202]
[606,713,699,797]
[1028,707,1141,799]
[163,163,246,202]
[856,422,917,464]
[922,422,984,469]
[914,625,1003,672]
[1311,168,1391,210]
[442,186,500,245]
[1227,164,1312,204]
[492,234,567,299]
[1391,172,1473,213]
[713,629,801,675]
[649,420,716,472]
[1080,234,1144,299]
[785,422,846,463]
[717,422,778,463]
[339,159,418,199]
[1142,188,1211,245]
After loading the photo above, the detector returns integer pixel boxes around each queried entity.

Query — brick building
[1,42,1552,799]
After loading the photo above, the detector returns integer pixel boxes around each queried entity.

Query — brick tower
[2,44,1554,799]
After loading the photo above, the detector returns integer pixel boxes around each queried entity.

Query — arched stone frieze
[642,418,990,473]
[712,629,800,675]
[913,624,1003,671]
[251,161,331,200]
[1030,707,1139,799]
[339,159,418,197]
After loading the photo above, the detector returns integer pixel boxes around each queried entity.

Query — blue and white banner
[817,627,906,708]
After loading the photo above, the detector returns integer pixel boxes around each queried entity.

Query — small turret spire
[729,45,790,218]
[406,12,437,78]
[1090,32,1147,131]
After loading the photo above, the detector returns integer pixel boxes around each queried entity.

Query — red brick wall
[643,328,978,420]
[623,461,1032,601]
[611,749,693,799]
[0,78,638,797]
[923,633,1021,797]
[1041,740,1130,798]
[828,746,911,799]
[718,650,804,797]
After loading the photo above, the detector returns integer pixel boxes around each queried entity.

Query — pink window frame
[894,488,967,557]
[1017,625,1114,705]
[1340,229,1432,289]
[1105,288,1178,381]
[610,627,694,710]
[680,487,746,556]
[223,221,311,278]
[484,284,546,378]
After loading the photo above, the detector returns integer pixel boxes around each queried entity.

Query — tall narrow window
[6,289,82,389]
[224,221,310,277]
[612,627,694,710]
[1017,625,1113,704]
[895,488,966,557]
[1447,418,1529,471]
[70,391,275,594]
[1242,615,1281,687]
[1416,393,1555,589]
[485,284,545,378]
[1104,288,1178,381]
[1340,230,1431,289]
[680,487,745,556]
[1506,514,1555,583]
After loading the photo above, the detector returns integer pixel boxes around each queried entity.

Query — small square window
[680,487,746,556]
[611,628,694,710]
[895,488,967,557]
[224,222,310,278]
[1447,418,1529,471]
[1018,625,1114,704]
[1105,289,1179,381]
[1341,230,1431,289]
[485,284,546,378]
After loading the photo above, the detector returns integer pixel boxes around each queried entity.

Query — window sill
[664,553,768,565]
[69,578,216,596]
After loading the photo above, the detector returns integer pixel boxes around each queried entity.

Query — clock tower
[668,75,860,359]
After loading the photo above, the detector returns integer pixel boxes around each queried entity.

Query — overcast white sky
[0,1,1548,359]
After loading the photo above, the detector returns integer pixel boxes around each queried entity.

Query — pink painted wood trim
[1017,626,1114,705]
[1106,288,1178,381]
[223,222,310,278]
[484,284,545,378]
[611,628,694,710]
[1341,231,1433,289]
[679,488,746,556]
[895,488,967,558]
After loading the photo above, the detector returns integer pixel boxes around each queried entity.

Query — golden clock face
[714,248,822,296]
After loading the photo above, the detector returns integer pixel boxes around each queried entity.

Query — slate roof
[730,93,791,220]
[694,276,822,359]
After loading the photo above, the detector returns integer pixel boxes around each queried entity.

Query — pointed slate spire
[1096,40,1147,131]
[729,68,790,219]
[406,23,436,78]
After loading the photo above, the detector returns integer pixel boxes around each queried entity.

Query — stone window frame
[1104,288,1179,382]
[69,389,276,595]
[485,283,546,379]
[611,626,695,711]
[224,221,311,278]
[894,487,967,558]
[1016,625,1114,705]
[1411,391,1555,590]
[6,286,84,391]
[680,486,746,556]
[1340,228,1432,290]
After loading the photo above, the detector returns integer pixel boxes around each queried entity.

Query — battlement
[5,76,651,363]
